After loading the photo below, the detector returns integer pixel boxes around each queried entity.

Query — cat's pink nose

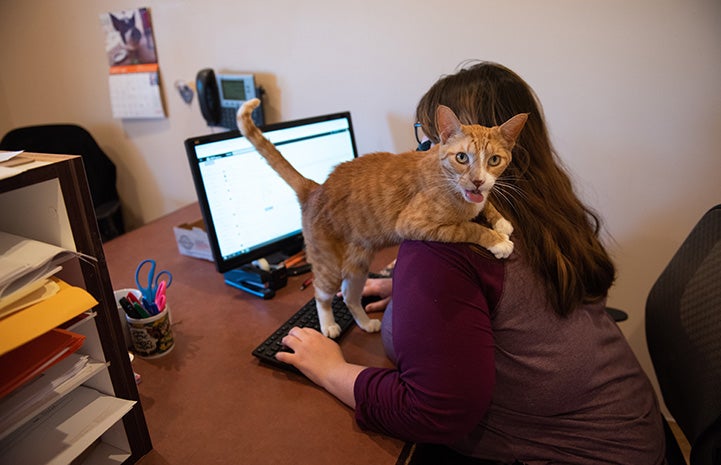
[473,180,484,188]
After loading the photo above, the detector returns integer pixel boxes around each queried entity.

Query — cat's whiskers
[423,173,481,203]
[494,179,526,197]
[492,178,527,218]
[426,170,461,193]
[495,178,527,201]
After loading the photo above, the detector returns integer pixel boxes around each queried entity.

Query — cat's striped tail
[237,99,318,203]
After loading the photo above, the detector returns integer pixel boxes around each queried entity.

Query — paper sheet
[0,231,78,301]
[0,151,24,163]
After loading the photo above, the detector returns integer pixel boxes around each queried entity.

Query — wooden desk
[102,203,404,465]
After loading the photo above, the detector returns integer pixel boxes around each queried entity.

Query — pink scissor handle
[155,280,167,311]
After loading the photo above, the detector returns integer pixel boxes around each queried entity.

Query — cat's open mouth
[463,189,485,204]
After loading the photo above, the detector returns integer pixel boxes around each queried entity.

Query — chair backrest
[0,124,119,209]
[645,204,721,465]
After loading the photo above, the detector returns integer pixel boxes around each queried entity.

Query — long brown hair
[416,61,615,317]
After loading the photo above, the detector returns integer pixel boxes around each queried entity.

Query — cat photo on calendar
[99,8,158,67]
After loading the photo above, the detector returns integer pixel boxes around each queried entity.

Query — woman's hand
[362,278,393,312]
[276,327,366,408]
[277,327,345,385]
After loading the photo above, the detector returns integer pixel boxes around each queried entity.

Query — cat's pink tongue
[466,190,484,203]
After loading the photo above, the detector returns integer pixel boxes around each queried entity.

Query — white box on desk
[173,219,213,261]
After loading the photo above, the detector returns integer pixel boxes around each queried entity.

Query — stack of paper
[0,351,107,440]
[0,328,85,399]
[0,386,135,464]
[0,231,80,317]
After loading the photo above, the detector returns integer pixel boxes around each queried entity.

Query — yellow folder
[0,278,97,356]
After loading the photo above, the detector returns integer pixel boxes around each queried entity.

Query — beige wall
[1,0,720,416]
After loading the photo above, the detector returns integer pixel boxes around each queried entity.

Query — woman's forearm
[320,363,367,408]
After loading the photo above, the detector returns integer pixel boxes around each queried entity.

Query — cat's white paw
[360,318,382,333]
[322,322,342,338]
[494,218,514,237]
[489,238,514,259]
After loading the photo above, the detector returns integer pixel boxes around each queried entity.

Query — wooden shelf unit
[0,153,151,464]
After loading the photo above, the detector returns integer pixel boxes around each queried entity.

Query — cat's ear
[499,113,529,145]
[436,105,462,144]
[110,13,123,30]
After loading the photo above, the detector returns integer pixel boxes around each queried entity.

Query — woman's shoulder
[397,240,506,300]
[399,240,504,267]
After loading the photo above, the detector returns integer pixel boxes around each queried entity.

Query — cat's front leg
[488,234,514,259]
[479,224,514,259]
[484,201,514,237]
[315,290,342,338]
[341,275,382,334]
[494,217,514,237]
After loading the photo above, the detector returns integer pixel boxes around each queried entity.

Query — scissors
[155,279,167,312]
[135,259,173,303]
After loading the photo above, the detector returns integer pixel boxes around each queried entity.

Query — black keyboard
[251,295,355,373]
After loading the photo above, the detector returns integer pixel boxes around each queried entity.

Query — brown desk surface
[103,203,404,465]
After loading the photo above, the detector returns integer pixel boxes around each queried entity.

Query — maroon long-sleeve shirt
[354,240,665,464]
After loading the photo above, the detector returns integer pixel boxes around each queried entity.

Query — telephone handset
[196,68,265,130]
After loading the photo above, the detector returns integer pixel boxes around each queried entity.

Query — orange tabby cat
[238,98,527,337]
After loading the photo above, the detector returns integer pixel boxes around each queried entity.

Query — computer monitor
[184,111,358,290]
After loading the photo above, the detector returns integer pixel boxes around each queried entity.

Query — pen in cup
[142,297,159,316]
[119,297,142,319]
[126,292,151,318]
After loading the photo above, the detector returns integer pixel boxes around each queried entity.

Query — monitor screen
[184,111,358,274]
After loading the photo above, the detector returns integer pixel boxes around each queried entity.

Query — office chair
[645,204,721,465]
[0,124,125,241]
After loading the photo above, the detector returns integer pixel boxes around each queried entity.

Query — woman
[277,61,665,464]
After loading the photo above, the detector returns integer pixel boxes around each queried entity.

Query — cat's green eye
[488,155,502,167]
[455,152,469,164]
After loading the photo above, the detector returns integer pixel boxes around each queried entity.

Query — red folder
[0,328,85,399]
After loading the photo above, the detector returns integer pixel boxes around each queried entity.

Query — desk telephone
[196,68,265,130]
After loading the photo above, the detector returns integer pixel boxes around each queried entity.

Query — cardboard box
[173,219,213,261]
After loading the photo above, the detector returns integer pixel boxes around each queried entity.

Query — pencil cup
[125,304,175,359]
[114,288,140,349]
